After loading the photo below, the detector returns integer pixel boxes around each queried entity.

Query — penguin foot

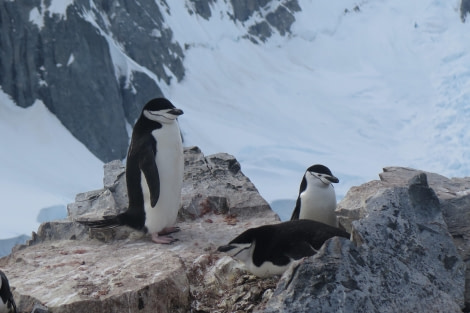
[151,233,178,244]
[158,226,180,235]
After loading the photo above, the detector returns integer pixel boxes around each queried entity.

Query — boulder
[338,166,470,308]
[0,147,279,313]
[261,171,465,312]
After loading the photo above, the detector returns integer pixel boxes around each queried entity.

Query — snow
[2,0,470,255]
[166,0,470,204]
[28,0,74,29]
[0,90,103,240]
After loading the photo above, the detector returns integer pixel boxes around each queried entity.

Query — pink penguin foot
[151,232,178,244]
[158,226,180,236]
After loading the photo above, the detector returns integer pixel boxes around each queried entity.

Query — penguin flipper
[7,296,17,313]
[290,197,301,220]
[291,174,307,220]
[284,240,317,261]
[139,145,160,207]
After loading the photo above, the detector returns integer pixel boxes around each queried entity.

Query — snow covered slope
[1,0,470,253]
[0,90,103,240]
[167,0,470,203]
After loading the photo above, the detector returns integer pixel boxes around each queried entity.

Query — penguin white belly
[233,244,289,277]
[142,122,183,234]
[299,184,337,227]
[246,260,289,278]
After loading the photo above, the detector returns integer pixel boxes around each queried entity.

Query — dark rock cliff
[462,0,470,21]
[0,0,300,162]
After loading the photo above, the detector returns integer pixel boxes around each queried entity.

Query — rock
[229,0,301,43]
[462,0,470,22]
[0,147,279,312]
[181,146,270,219]
[261,172,465,312]
[3,159,468,312]
[337,166,470,308]
[188,255,278,312]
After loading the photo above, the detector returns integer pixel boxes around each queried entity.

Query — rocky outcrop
[462,0,470,22]
[228,0,301,43]
[0,147,279,313]
[338,166,470,309]
[2,160,468,312]
[0,0,300,162]
[261,170,465,312]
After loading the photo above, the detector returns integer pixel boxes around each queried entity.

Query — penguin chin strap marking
[310,172,334,185]
[233,246,251,258]
[146,110,177,121]
[318,176,332,185]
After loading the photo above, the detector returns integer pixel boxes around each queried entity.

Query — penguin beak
[169,108,184,116]
[325,175,339,183]
[218,244,236,253]
[312,172,339,184]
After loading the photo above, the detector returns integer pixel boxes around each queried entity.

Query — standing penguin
[290,164,339,227]
[0,270,17,313]
[79,98,184,244]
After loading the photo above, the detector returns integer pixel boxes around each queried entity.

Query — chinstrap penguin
[290,164,339,227]
[218,220,350,277]
[0,270,17,313]
[78,98,184,244]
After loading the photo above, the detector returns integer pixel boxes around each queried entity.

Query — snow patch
[0,89,102,239]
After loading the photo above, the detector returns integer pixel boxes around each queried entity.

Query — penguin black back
[219,220,350,269]
[77,98,184,237]
[0,270,17,313]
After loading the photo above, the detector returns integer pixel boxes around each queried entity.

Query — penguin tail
[8,298,17,313]
[76,215,122,229]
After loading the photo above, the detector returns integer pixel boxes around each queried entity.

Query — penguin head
[218,229,257,264]
[218,242,254,264]
[142,98,184,124]
[306,164,339,185]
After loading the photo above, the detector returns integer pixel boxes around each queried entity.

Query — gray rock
[4,157,468,312]
[181,146,270,219]
[261,172,465,312]
[338,166,470,308]
[187,0,214,20]
[229,0,301,43]
[462,0,470,22]
[1,147,279,312]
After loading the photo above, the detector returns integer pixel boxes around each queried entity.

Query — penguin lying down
[218,220,350,277]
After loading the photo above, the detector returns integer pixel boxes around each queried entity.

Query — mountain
[1,0,470,249]
[0,0,300,162]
